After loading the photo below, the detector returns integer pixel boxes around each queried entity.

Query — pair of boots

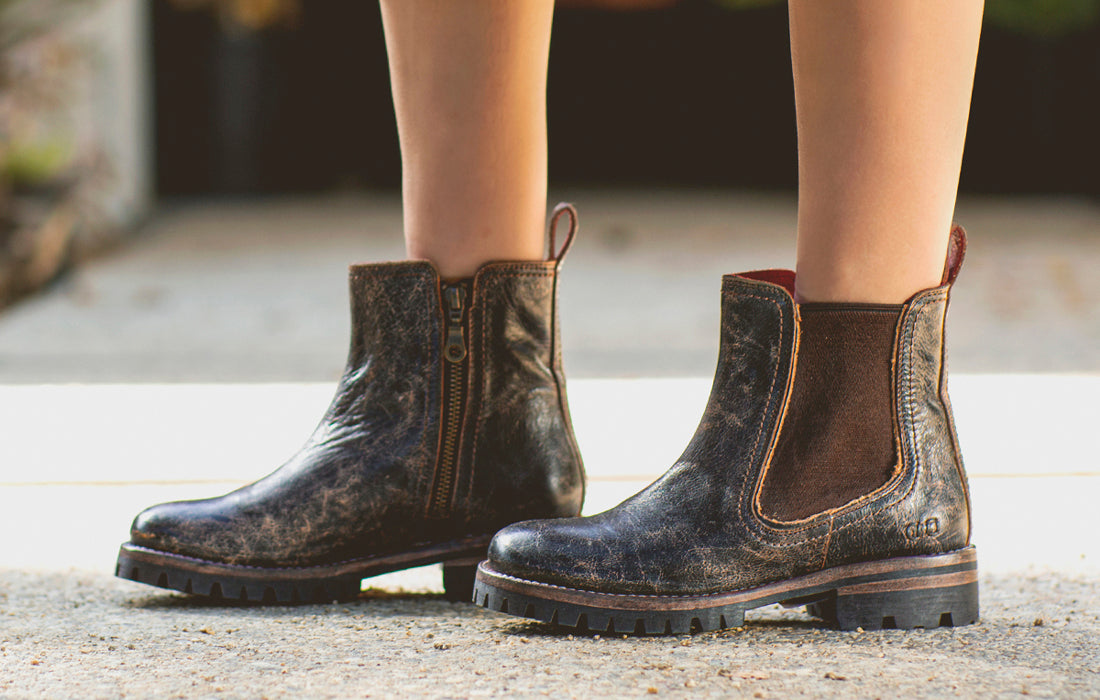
[116,204,978,634]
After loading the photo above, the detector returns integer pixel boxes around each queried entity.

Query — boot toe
[488,517,625,591]
[129,498,235,561]
[130,501,195,552]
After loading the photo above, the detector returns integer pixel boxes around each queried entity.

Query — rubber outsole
[472,546,979,635]
[115,536,490,604]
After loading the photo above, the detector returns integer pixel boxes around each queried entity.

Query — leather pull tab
[940,225,967,286]
[547,202,579,265]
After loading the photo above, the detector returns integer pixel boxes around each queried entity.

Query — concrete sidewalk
[1,193,1098,698]
[1,379,1098,699]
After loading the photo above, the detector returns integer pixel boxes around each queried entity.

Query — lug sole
[473,546,978,635]
[116,536,490,604]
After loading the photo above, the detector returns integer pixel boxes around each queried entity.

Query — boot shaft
[339,221,584,534]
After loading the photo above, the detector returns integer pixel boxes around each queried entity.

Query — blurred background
[0,0,1097,381]
[0,0,1098,581]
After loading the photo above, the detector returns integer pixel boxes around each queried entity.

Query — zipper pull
[443,285,467,363]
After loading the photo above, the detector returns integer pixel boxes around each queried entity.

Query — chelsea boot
[116,205,586,603]
[475,227,977,633]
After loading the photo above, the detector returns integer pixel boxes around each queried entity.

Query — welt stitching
[484,555,963,600]
[486,569,784,600]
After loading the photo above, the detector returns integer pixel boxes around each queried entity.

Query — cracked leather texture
[489,232,971,596]
[129,260,584,568]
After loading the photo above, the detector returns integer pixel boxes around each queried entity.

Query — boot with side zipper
[115,204,585,604]
[475,226,977,634]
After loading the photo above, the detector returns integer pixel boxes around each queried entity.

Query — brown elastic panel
[759,303,903,522]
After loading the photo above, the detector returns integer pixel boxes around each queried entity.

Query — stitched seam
[488,547,970,600]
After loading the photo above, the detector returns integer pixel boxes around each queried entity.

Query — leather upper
[130,260,585,567]
[489,229,971,595]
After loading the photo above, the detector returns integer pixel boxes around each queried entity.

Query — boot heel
[808,561,980,631]
[442,559,482,603]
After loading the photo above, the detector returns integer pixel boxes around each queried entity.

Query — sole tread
[473,547,979,636]
[116,541,488,605]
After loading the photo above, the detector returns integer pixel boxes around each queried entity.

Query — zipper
[430,281,470,517]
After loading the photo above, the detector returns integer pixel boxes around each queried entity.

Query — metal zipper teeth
[430,282,469,517]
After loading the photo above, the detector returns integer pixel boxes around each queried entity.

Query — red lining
[737,269,796,296]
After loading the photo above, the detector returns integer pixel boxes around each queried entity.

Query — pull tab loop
[547,202,579,265]
[940,224,967,286]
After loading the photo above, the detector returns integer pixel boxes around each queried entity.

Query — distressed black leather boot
[476,227,976,633]
[116,205,585,603]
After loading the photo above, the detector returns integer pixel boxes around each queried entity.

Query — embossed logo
[903,517,940,540]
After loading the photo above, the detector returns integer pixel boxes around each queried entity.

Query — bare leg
[790,0,984,303]
[380,0,554,279]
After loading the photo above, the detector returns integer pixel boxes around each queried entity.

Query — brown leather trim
[476,548,976,612]
[837,570,977,595]
[751,290,800,523]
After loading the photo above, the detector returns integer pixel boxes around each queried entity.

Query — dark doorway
[152,1,1100,198]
